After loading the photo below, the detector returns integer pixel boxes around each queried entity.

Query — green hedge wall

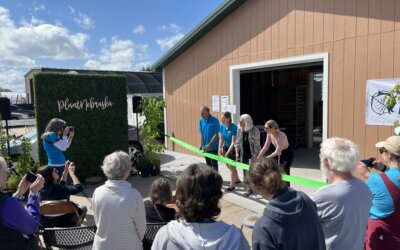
[34,73,128,181]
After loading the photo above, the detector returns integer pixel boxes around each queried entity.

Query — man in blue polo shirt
[199,106,220,171]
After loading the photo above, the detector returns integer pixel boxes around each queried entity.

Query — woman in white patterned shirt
[92,151,146,250]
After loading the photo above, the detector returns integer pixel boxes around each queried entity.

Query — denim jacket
[235,126,261,162]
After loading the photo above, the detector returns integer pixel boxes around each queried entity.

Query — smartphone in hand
[26,171,37,183]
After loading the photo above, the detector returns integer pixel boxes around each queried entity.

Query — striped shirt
[92,180,146,250]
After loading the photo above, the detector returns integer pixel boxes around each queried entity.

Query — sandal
[225,186,236,192]
[243,189,253,197]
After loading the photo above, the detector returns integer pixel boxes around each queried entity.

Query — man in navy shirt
[199,106,220,171]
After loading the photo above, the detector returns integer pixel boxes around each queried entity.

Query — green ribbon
[164,134,327,188]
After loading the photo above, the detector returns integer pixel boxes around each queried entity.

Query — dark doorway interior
[240,63,323,148]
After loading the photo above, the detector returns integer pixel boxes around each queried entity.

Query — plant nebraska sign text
[57,96,113,112]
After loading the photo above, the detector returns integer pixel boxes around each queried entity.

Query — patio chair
[40,200,81,228]
[42,225,97,250]
[142,223,167,250]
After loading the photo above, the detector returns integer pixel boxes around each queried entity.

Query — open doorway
[239,64,323,149]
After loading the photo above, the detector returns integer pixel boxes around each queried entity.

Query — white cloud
[0,6,89,91]
[0,68,28,92]
[74,12,95,29]
[132,24,145,34]
[21,16,45,26]
[159,23,182,34]
[135,61,151,71]
[31,1,45,13]
[156,33,185,50]
[84,37,152,71]
[68,5,75,14]
[135,44,149,61]
[84,37,135,71]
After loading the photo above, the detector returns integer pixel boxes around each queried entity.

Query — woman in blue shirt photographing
[41,118,75,177]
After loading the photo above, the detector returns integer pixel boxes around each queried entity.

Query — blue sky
[0,0,224,92]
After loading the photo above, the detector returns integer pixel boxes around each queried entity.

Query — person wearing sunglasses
[0,157,45,249]
[360,136,400,249]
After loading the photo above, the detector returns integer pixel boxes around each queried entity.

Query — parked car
[10,105,34,119]
[9,129,38,162]
[10,126,144,166]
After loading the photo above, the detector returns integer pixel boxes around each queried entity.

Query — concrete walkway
[69,148,323,245]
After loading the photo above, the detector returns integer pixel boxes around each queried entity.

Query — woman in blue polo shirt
[219,112,239,191]
[41,118,74,175]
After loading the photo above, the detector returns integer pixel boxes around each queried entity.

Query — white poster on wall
[212,95,220,112]
[228,104,236,114]
[366,78,400,125]
[221,96,229,112]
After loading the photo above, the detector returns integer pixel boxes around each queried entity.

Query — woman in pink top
[258,120,293,186]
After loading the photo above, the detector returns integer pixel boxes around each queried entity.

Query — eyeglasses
[53,169,59,173]
[379,148,388,154]
[264,127,271,130]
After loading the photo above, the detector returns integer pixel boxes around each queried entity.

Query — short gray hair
[101,151,131,180]
[320,137,360,172]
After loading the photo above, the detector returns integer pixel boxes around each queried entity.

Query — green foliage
[15,138,38,175]
[0,115,13,163]
[139,97,165,161]
[0,87,12,92]
[34,73,129,181]
[6,175,21,191]
[384,84,400,126]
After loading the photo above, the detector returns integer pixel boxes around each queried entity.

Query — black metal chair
[142,223,166,250]
[42,225,97,250]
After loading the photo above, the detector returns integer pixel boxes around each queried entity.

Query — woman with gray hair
[92,151,146,250]
[235,114,261,197]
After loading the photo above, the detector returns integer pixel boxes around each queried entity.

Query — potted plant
[139,97,166,177]
[137,155,152,177]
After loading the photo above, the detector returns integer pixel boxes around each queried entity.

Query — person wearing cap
[357,157,387,180]
[361,136,400,249]
[311,137,372,250]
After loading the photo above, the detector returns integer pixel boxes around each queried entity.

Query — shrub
[139,96,166,160]
[34,73,128,181]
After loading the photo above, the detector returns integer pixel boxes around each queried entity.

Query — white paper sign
[212,95,220,112]
[366,78,400,125]
[221,96,229,112]
[227,104,236,114]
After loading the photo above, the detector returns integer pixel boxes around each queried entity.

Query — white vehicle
[9,130,38,162]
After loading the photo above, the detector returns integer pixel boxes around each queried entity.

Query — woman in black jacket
[37,161,87,227]
[144,178,175,223]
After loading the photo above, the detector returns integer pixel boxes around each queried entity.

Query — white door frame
[229,52,329,141]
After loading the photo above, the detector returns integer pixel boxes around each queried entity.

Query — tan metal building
[152,0,399,158]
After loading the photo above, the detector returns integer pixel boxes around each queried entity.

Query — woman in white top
[258,120,294,185]
[92,151,146,250]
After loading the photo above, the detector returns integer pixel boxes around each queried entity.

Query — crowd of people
[0,113,399,249]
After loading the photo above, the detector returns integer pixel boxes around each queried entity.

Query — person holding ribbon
[258,120,293,186]
[218,112,240,191]
[235,114,260,197]
[199,106,220,172]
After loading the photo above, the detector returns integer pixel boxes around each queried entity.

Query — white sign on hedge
[57,96,113,112]
[366,78,400,125]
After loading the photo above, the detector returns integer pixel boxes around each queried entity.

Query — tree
[0,87,12,92]
[139,66,152,72]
